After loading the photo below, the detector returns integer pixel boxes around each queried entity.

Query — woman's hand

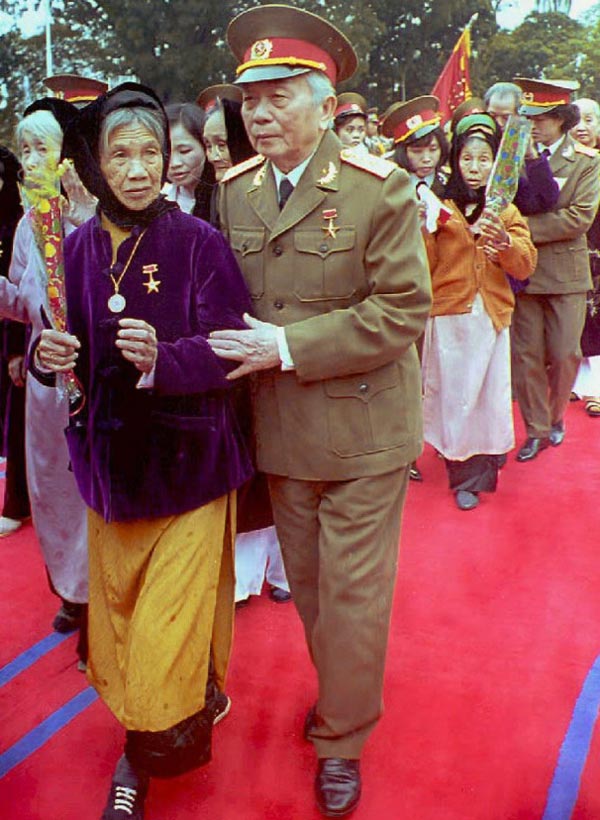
[37,329,81,372]
[478,208,511,250]
[7,355,26,387]
[116,318,157,373]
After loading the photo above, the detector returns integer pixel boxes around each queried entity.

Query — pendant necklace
[108,228,148,313]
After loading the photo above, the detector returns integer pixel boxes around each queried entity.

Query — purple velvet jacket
[63,209,253,522]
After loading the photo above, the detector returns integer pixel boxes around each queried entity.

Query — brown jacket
[219,130,432,480]
[526,135,600,295]
[425,201,537,331]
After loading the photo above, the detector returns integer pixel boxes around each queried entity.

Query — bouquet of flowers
[20,157,84,413]
[485,114,532,213]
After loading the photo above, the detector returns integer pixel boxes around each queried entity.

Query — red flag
[431,27,472,125]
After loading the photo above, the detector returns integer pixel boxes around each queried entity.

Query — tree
[475,12,587,94]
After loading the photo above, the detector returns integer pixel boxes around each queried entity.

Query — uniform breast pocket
[230,227,266,298]
[293,228,357,301]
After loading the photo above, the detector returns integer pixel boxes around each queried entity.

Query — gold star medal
[322,208,339,239]
[142,263,161,294]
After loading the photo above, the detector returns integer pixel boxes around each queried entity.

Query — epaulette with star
[340,148,396,179]
[574,142,599,158]
[222,154,266,183]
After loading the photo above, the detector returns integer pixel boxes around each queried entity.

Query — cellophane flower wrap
[20,157,83,409]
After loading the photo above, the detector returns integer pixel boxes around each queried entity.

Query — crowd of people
[1,3,599,818]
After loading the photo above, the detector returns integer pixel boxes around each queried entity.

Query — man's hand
[208,313,281,380]
[116,318,158,373]
[37,329,81,372]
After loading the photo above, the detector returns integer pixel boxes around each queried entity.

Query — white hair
[15,109,63,154]
[100,107,165,158]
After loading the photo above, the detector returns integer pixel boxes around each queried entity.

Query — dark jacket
[63,209,253,522]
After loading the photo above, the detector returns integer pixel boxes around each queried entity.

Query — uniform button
[274,300,284,310]
[273,245,283,256]
[319,243,329,253]
[358,382,369,393]
[242,241,249,252]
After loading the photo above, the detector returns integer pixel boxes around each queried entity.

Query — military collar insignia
[318,161,337,186]
[253,163,267,187]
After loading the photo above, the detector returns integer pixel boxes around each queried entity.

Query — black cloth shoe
[409,462,423,482]
[269,586,292,603]
[52,600,85,634]
[101,755,149,820]
[455,490,479,511]
[315,758,361,817]
[516,437,549,462]
[549,421,565,446]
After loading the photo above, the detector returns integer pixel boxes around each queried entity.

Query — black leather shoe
[516,437,549,462]
[455,490,479,511]
[269,586,292,603]
[549,421,565,446]
[315,758,361,817]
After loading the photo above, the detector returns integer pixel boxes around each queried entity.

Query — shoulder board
[574,142,598,158]
[222,154,266,183]
[340,149,396,179]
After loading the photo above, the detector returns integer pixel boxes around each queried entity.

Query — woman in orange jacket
[422,114,537,510]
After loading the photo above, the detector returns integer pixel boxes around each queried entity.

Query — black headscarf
[63,82,178,228]
[0,147,23,279]
[23,97,79,133]
[445,120,500,225]
[194,97,255,225]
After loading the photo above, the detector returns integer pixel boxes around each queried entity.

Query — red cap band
[393,109,440,143]
[238,37,338,83]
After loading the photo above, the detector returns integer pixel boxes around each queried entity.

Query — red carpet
[1,402,599,819]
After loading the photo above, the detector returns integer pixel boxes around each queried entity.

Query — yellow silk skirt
[86,492,235,731]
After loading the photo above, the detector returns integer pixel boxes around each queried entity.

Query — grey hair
[15,109,63,153]
[484,82,522,112]
[304,70,336,130]
[575,98,600,118]
[304,70,336,105]
[100,107,165,157]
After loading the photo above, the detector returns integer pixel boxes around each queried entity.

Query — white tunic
[422,292,515,461]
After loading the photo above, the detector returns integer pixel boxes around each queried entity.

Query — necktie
[541,148,551,158]
[278,178,294,210]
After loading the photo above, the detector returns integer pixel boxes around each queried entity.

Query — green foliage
[4,0,600,149]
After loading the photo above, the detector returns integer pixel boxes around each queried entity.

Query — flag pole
[45,0,52,76]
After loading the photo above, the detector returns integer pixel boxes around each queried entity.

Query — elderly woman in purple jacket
[35,83,252,820]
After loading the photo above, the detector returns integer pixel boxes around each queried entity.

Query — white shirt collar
[410,171,435,189]
[271,151,316,191]
[537,136,565,157]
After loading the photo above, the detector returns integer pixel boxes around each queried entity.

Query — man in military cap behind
[208,4,431,816]
[512,78,600,461]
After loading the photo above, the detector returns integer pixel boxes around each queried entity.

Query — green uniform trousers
[268,466,409,759]
[513,292,586,437]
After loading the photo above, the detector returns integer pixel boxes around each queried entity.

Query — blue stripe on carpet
[0,687,98,778]
[542,653,600,820]
[0,632,71,688]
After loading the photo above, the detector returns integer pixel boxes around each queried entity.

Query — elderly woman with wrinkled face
[5,99,92,662]
[34,83,253,820]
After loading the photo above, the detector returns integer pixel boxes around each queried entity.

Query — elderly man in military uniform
[512,78,600,461]
[208,5,431,816]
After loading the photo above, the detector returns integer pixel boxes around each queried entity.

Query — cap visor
[235,65,312,84]
[519,103,560,117]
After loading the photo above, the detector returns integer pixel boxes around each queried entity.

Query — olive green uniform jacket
[219,130,432,481]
